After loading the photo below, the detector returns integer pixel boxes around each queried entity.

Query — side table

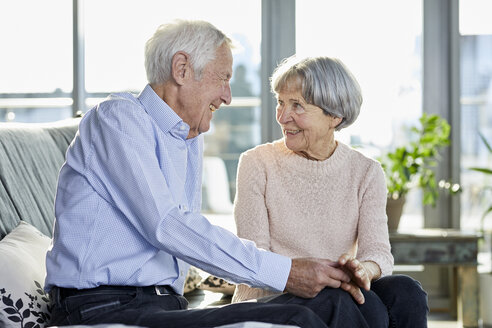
[390,229,481,328]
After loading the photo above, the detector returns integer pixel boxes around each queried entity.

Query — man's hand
[284,258,350,299]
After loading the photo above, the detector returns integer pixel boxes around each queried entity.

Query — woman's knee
[362,290,387,311]
[392,275,426,300]
[373,275,428,309]
[359,290,389,327]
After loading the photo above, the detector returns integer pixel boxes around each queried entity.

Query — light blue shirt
[45,84,291,294]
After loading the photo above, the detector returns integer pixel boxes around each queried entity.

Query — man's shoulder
[91,92,147,121]
[102,92,141,110]
[79,92,153,140]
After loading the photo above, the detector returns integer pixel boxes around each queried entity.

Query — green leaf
[478,132,492,154]
[8,315,21,322]
[482,206,492,220]
[469,167,492,175]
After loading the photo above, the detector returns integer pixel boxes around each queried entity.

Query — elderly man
[45,20,373,328]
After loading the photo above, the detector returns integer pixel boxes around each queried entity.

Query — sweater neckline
[273,139,350,175]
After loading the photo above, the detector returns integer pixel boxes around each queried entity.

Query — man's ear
[171,51,192,85]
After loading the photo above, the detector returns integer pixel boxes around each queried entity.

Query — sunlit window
[459,0,492,232]
[0,0,73,122]
[0,0,261,207]
[296,0,423,228]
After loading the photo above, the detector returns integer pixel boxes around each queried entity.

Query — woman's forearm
[361,261,382,281]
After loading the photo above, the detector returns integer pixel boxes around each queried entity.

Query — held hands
[337,253,382,305]
[284,258,350,299]
[283,256,381,304]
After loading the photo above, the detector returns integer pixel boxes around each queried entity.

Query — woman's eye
[293,103,305,114]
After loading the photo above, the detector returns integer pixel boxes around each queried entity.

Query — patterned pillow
[0,221,52,328]
[183,266,202,294]
[198,275,236,295]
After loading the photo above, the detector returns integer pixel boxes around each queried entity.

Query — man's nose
[221,84,232,105]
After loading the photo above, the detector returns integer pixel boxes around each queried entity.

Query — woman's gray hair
[271,56,363,131]
[145,20,232,85]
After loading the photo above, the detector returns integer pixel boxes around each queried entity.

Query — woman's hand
[337,254,382,303]
[340,280,365,304]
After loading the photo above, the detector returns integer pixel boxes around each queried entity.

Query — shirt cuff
[255,250,292,292]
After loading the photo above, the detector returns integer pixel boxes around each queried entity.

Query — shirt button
[180,125,186,131]
[180,270,185,276]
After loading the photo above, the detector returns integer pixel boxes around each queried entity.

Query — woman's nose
[277,105,292,124]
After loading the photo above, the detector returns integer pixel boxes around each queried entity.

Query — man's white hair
[145,19,232,84]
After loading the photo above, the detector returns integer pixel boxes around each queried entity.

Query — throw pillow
[0,221,52,328]
[197,275,236,296]
[183,266,202,294]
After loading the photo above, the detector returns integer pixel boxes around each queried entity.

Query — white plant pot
[480,273,492,326]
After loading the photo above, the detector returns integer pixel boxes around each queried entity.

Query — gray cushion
[0,119,79,239]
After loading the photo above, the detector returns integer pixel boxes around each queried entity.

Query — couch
[0,119,81,328]
[0,119,297,328]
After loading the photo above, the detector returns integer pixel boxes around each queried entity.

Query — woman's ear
[331,116,343,129]
[171,51,191,85]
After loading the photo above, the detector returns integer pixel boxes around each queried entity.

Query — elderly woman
[232,56,428,327]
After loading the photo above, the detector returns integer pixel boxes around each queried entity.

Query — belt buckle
[154,285,168,296]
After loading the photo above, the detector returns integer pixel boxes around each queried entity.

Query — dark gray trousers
[48,285,383,328]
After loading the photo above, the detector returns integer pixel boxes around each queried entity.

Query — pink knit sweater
[232,139,394,302]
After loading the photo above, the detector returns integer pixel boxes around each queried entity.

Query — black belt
[52,285,176,301]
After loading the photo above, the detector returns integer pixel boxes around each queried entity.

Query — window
[0,0,261,207]
[459,0,492,233]
[0,0,73,122]
[296,0,424,228]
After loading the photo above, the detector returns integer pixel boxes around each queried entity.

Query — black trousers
[48,285,386,328]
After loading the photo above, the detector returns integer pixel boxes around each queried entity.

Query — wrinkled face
[182,43,233,138]
[276,84,341,159]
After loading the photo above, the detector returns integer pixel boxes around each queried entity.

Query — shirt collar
[138,84,189,138]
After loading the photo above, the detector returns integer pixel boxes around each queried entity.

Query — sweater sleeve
[234,150,272,251]
[356,162,394,277]
[233,149,281,302]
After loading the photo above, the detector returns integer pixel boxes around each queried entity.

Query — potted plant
[378,113,460,231]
